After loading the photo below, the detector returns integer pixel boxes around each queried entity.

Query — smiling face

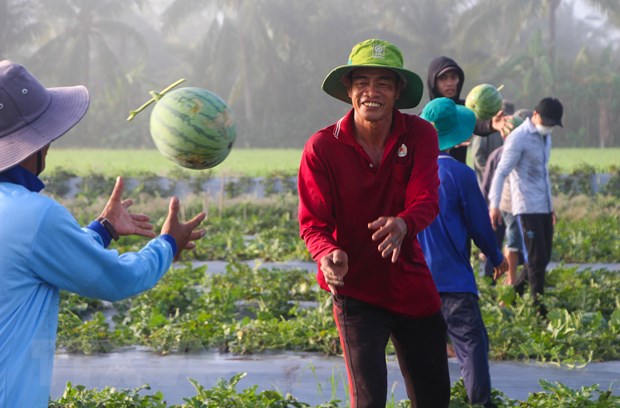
[344,68,401,124]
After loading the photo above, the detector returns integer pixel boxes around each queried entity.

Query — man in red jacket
[298,39,450,408]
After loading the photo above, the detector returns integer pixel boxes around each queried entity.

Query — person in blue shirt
[0,60,207,407]
[418,97,508,408]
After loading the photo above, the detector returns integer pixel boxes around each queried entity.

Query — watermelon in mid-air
[465,84,503,120]
[150,87,236,170]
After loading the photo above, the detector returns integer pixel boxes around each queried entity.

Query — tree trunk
[547,0,560,94]
[598,99,611,148]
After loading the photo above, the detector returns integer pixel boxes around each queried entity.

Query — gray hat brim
[0,85,89,172]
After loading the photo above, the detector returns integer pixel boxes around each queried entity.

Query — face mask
[535,124,554,135]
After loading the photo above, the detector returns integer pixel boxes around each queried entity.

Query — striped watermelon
[465,84,503,120]
[150,87,236,170]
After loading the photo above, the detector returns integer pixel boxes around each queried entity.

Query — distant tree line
[1,0,619,148]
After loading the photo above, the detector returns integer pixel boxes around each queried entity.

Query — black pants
[514,213,554,313]
[332,295,450,408]
[441,293,494,407]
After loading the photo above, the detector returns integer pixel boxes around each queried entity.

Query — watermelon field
[6,0,620,404]
[41,149,620,407]
[46,147,620,177]
[46,148,303,178]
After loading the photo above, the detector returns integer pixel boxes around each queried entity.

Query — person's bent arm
[31,198,205,302]
[488,130,523,228]
[396,119,440,236]
[298,141,340,262]
[461,169,504,267]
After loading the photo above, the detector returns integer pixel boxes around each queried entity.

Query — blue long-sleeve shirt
[418,155,503,295]
[0,166,176,407]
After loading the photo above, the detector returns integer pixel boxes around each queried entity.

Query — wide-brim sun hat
[420,97,476,151]
[322,39,424,110]
[0,60,90,172]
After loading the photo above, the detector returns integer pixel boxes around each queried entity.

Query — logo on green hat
[372,45,385,59]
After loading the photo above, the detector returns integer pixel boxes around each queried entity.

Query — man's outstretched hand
[161,196,206,260]
[320,249,348,295]
[369,216,407,263]
[98,176,156,238]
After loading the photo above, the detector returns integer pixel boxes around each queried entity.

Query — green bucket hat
[420,97,476,151]
[321,39,424,109]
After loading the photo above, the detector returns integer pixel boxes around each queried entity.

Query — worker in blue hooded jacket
[426,56,509,164]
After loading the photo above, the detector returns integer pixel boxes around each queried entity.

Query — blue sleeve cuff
[160,234,177,257]
[492,250,504,268]
[87,220,112,248]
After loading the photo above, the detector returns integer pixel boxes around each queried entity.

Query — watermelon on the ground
[465,84,503,120]
[150,87,236,170]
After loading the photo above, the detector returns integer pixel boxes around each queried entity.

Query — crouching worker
[0,60,206,407]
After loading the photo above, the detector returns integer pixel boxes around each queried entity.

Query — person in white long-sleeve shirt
[488,97,564,317]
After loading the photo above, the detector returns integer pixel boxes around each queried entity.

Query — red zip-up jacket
[298,109,441,317]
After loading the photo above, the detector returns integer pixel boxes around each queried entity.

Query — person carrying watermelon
[487,97,564,318]
[426,56,509,164]
[471,99,515,186]
[298,39,450,407]
[418,97,508,408]
[0,60,207,407]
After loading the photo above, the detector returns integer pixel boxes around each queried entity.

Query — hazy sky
[573,0,619,38]
[574,0,608,24]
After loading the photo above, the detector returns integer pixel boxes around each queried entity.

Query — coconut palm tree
[160,0,336,146]
[18,0,163,147]
[567,46,620,147]
[161,0,275,121]
[460,2,618,147]
[454,0,620,93]
[367,0,464,65]
[27,0,148,90]
[0,0,48,60]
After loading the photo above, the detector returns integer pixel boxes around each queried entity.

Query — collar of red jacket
[333,108,407,147]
